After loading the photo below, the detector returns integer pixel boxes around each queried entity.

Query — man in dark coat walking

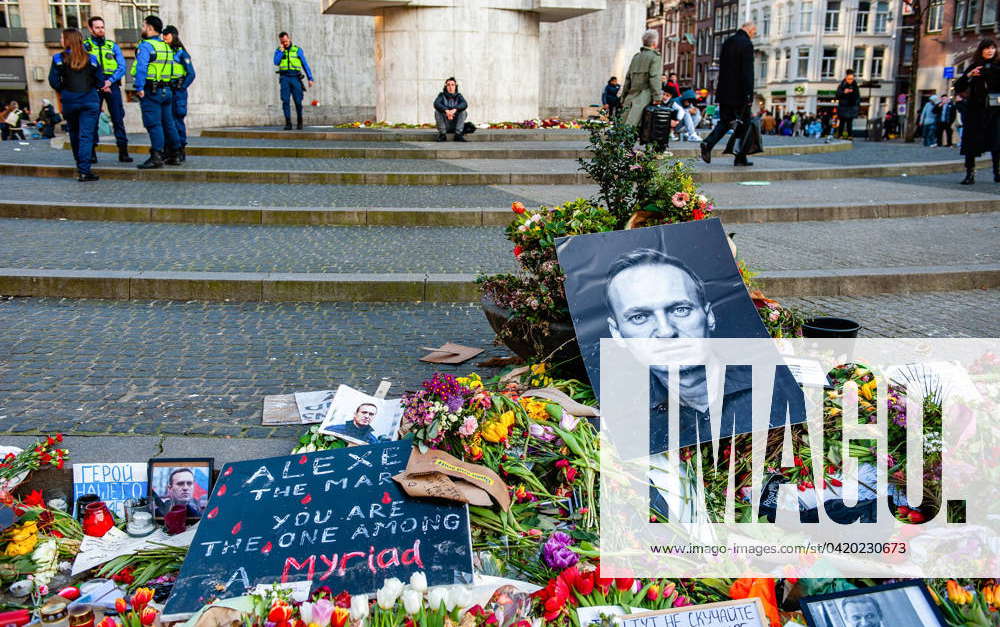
[700,22,757,166]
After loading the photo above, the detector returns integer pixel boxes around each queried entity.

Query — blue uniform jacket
[48,51,102,92]
[175,48,196,89]
[272,46,314,82]
[83,38,126,83]
[133,36,168,92]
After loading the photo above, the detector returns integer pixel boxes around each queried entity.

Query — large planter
[480,294,588,378]
[802,317,862,338]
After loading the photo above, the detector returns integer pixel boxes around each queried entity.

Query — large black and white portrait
[800,581,948,627]
[557,218,770,397]
[557,219,804,454]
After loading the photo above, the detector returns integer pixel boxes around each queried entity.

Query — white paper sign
[294,390,336,424]
[72,524,198,575]
[73,462,148,518]
[621,599,767,627]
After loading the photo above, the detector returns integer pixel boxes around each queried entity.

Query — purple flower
[446,395,465,412]
[542,532,578,569]
[529,423,557,442]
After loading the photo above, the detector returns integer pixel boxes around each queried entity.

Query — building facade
[749,0,899,119]
[1,0,644,131]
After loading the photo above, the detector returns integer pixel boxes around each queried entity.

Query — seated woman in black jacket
[433,77,468,142]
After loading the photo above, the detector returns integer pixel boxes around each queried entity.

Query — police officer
[131,15,181,169]
[84,15,132,163]
[49,29,101,182]
[273,32,314,130]
[162,25,195,163]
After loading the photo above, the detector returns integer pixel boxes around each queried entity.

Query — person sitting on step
[433,77,469,142]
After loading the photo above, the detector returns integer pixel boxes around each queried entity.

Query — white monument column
[323,0,605,124]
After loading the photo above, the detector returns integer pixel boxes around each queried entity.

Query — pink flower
[529,423,557,442]
[459,416,478,437]
[673,595,692,607]
[671,192,690,208]
[768,310,780,322]
[559,412,579,431]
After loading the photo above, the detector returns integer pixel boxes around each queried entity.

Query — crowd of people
[46,14,195,181]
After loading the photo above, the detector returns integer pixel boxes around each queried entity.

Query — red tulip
[908,510,926,523]
[511,202,526,214]
[330,607,349,627]
[268,602,293,623]
[115,598,129,615]
[574,572,595,596]
[130,588,154,613]
[646,584,661,601]
[97,618,118,627]
[140,607,158,626]
[615,578,634,592]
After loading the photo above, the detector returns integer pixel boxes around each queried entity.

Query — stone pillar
[326,0,604,125]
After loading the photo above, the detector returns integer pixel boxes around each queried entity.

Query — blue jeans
[279,74,303,121]
[172,87,188,147]
[922,121,938,146]
[139,86,180,154]
[94,80,128,148]
[62,90,100,175]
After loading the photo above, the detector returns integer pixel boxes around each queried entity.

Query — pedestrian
[700,22,757,166]
[835,69,861,139]
[663,72,682,99]
[955,93,967,150]
[35,99,60,139]
[131,15,182,169]
[84,16,131,163]
[162,25,195,163]
[432,77,469,142]
[621,30,662,128]
[273,31,315,130]
[937,95,956,147]
[761,110,776,135]
[792,110,802,136]
[953,39,1000,184]
[920,95,939,147]
[3,101,26,140]
[48,29,101,182]
[602,76,622,120]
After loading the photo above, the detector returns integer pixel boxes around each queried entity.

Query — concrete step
[0,197,995,226]
[201,126,591,142]
[1,265,997,301]
[0,214,995,300]
[87,138,851,160]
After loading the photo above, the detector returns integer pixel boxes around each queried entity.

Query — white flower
[401,588,423,615]
[299,601,315,624]
[350,595,369,620]
[427,587,449,611]
[409,571,428,593]
[517,224,528,232]
[376,577,405,609]
[445,585,473,611]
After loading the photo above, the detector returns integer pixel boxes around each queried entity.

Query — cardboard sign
[621,598,767,627]
[161,441,473,621]
[392,448,510,510]
[72,463,148,518]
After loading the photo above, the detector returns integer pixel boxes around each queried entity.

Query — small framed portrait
[318,384,403,446]
[800,580,948,627]
[147,458,214,522]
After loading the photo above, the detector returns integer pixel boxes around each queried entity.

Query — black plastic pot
[480,294,588,378]
[801,317,862,338]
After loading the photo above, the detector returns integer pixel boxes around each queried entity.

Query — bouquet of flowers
[0,435,68,491]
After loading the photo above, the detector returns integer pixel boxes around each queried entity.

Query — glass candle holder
[163,501,188,536]
[81,501,115,537]
[124,498,155,537]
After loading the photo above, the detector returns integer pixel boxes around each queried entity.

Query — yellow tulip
[481,421,508,443]
[860,380,877,401]
[530,363,547,375]
[500,410,516,428]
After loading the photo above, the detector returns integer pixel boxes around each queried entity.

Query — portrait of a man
[841,597,883,627]
[148,459,213,521]
[327,402,379,444]
[318,384,403,446]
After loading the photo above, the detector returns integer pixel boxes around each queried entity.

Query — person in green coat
[621,30,663,127]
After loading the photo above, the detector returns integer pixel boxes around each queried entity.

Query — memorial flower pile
[930,580,1000,626]
[0,434,69,489]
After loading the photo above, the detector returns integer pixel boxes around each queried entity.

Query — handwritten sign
[161,441,473,621]
[72,463,147,518]
[622,599,767,627]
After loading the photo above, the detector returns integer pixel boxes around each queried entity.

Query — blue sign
[944,66,955,78]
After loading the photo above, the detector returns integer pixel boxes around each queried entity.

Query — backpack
[638,104,675,147]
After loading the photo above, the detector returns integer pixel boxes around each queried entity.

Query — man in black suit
[700,22,757,166]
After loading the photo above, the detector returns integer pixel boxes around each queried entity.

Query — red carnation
[513,245,523,257]
[692,207,705,220]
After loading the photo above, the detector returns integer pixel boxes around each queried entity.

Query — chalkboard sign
[162,441,473,620]
[621,598,768,627]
